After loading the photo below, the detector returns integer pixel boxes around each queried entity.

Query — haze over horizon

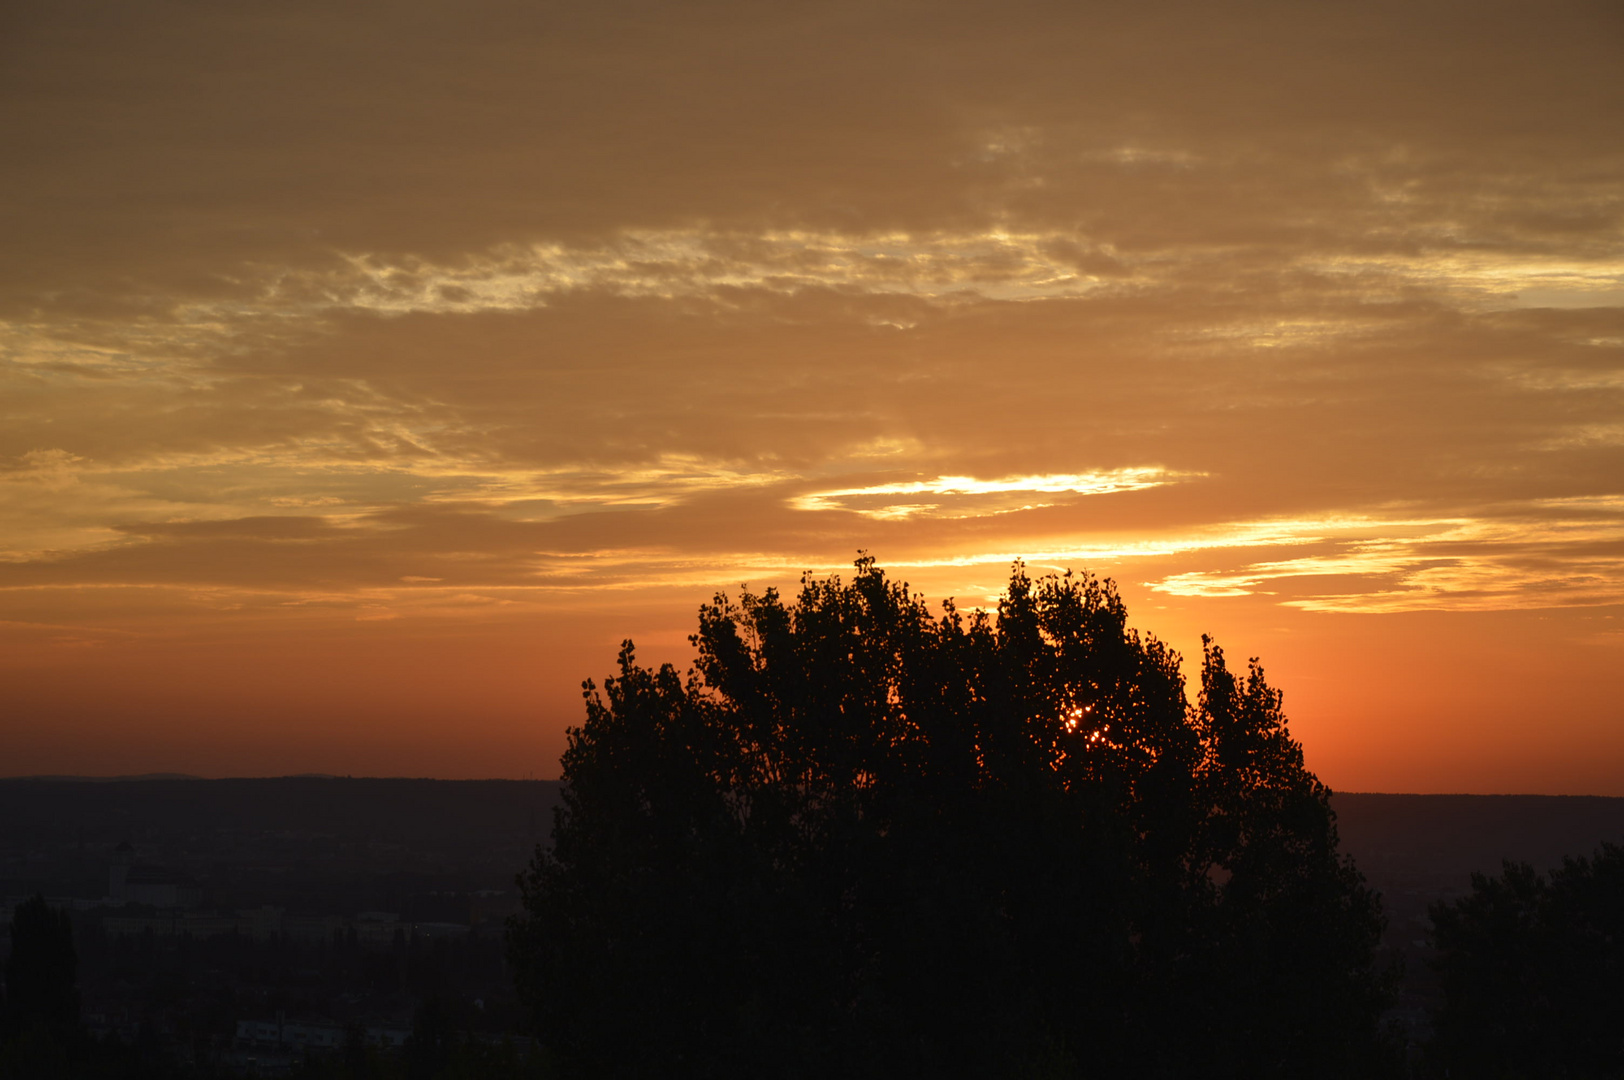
[3,0,1621,792]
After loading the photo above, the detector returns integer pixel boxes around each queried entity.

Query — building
[108,841,202,908]
[235,1016,409,1052]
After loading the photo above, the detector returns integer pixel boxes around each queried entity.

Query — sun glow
[1063,706,1104,746]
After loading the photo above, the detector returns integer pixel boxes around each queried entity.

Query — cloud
[790,469,1187,518]
[1146,505,1624,613]
[1,0,1622,784]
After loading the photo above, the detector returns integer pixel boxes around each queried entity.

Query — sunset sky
[3,0,1621,791]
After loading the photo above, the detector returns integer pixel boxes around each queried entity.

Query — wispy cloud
[789,469,1182,518]
[1148,510,1624,613]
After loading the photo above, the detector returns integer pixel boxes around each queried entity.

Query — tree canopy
[1428,842,1624,1078]
[0,895,79,1080]
[511,558,1392,1078]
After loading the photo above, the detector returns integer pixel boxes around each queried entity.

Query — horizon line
[3,774,1620,798]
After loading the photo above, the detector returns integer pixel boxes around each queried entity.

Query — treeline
[0,897,543,1079]
[8,851,1623,1078]
[0,895,550,1079]
[507,559,1624,1079]
[1426,843,1624,1077]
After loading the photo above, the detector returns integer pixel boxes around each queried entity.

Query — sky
[2,0,1621,791]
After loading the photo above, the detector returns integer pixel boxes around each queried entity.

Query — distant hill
[13,773,207,782]
[4,778,1620,910]
[0,775,562,851]
[1324,793,1624,1037]
[0,777,564,907]
[1331,792,1624,890]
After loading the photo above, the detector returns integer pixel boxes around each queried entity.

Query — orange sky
[2,0,1621,791]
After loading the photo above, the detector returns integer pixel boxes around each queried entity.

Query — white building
[108,841,201,908]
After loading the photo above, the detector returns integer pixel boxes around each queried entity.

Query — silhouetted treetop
[511,557,1393,1079]
[1428,841,1624,1078]
[0,894,80,1080]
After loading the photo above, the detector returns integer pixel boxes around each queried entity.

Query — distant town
[0,777,557,1075]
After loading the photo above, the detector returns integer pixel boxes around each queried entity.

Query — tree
[511,558,1392,1078]
[1427,842,1624,1078]
[0,895,80,1080]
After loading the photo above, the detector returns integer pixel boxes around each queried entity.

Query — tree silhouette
[511,558,1392,1078]
[1428,841,1624,1078]
[0,895,80,1079]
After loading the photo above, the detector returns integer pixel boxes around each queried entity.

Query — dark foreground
[1,778,1620,1076]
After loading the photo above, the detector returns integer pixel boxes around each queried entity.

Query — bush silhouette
[1428,841,1624,1078]
[0,895,79,1080]
[510,558,1392,1078]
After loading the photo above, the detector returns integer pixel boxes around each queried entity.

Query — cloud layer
[2,0,1620,785]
